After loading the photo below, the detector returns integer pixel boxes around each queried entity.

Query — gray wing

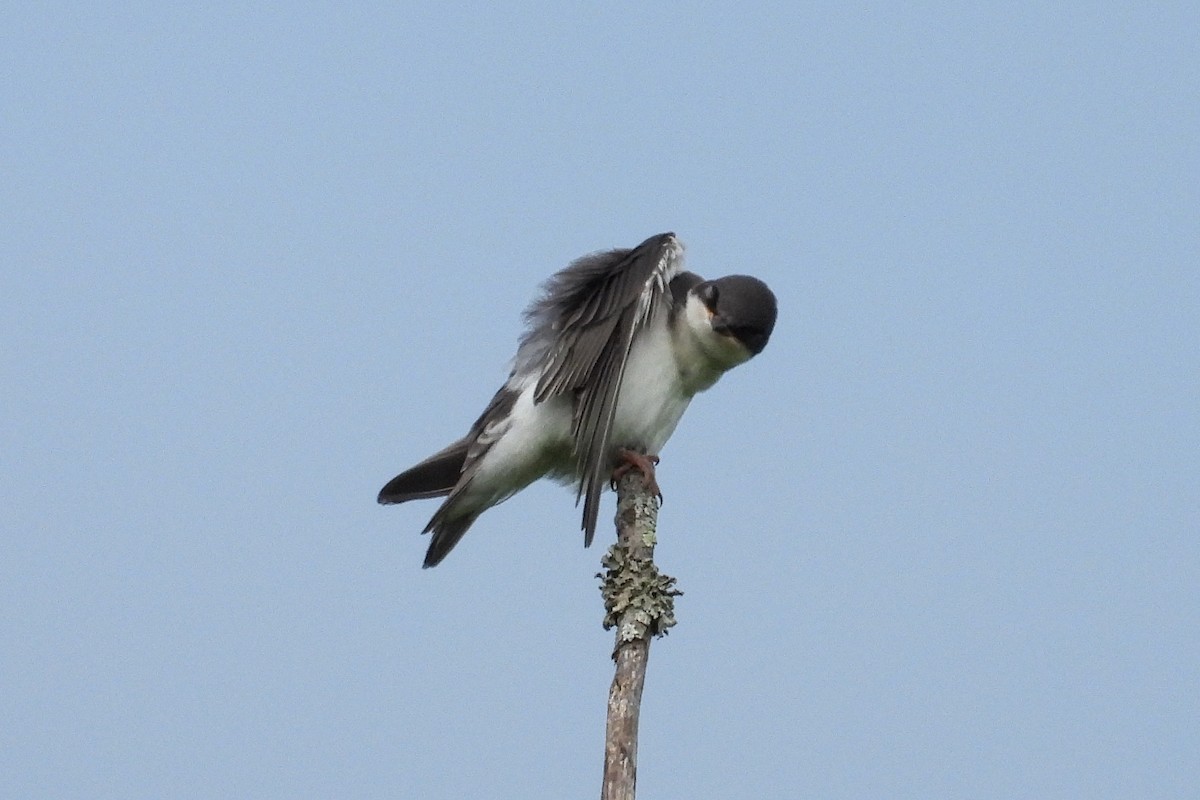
[419,382,520,564]
[519,231,684,544]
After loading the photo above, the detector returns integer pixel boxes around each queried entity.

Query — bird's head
[686,275,778,365]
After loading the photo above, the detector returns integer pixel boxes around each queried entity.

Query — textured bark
[599,469,680,800]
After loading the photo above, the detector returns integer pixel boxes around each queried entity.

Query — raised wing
[520,232,684,544]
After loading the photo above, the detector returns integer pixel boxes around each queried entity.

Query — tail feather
[421,511,481,568]
[378,439,470,504]
[380,438,483,567]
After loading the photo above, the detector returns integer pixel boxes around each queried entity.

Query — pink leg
[610,448,663,500]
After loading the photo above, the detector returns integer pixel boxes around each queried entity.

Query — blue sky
[3,4,1196,798]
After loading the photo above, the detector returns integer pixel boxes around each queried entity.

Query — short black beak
[741,330,768,355]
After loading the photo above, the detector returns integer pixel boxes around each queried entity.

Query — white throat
[672,293,752,394]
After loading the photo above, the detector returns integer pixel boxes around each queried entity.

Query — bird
[378,232,778,567]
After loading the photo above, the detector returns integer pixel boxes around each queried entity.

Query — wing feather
[519,232,684,544]
[421,382,519,538]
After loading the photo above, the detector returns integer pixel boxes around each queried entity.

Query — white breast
[609,315,693,455]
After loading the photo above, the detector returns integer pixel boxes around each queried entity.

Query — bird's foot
[611,448,663,501]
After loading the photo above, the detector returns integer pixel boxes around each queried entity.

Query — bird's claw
[610,448,663,501]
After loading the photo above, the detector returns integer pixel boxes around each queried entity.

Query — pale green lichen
[597,543,682,638]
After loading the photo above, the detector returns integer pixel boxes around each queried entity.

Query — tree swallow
[379,232,778,567]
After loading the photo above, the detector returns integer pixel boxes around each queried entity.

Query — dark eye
[700,283,719,311]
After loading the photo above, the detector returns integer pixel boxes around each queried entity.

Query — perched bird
[378,232,778,567]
